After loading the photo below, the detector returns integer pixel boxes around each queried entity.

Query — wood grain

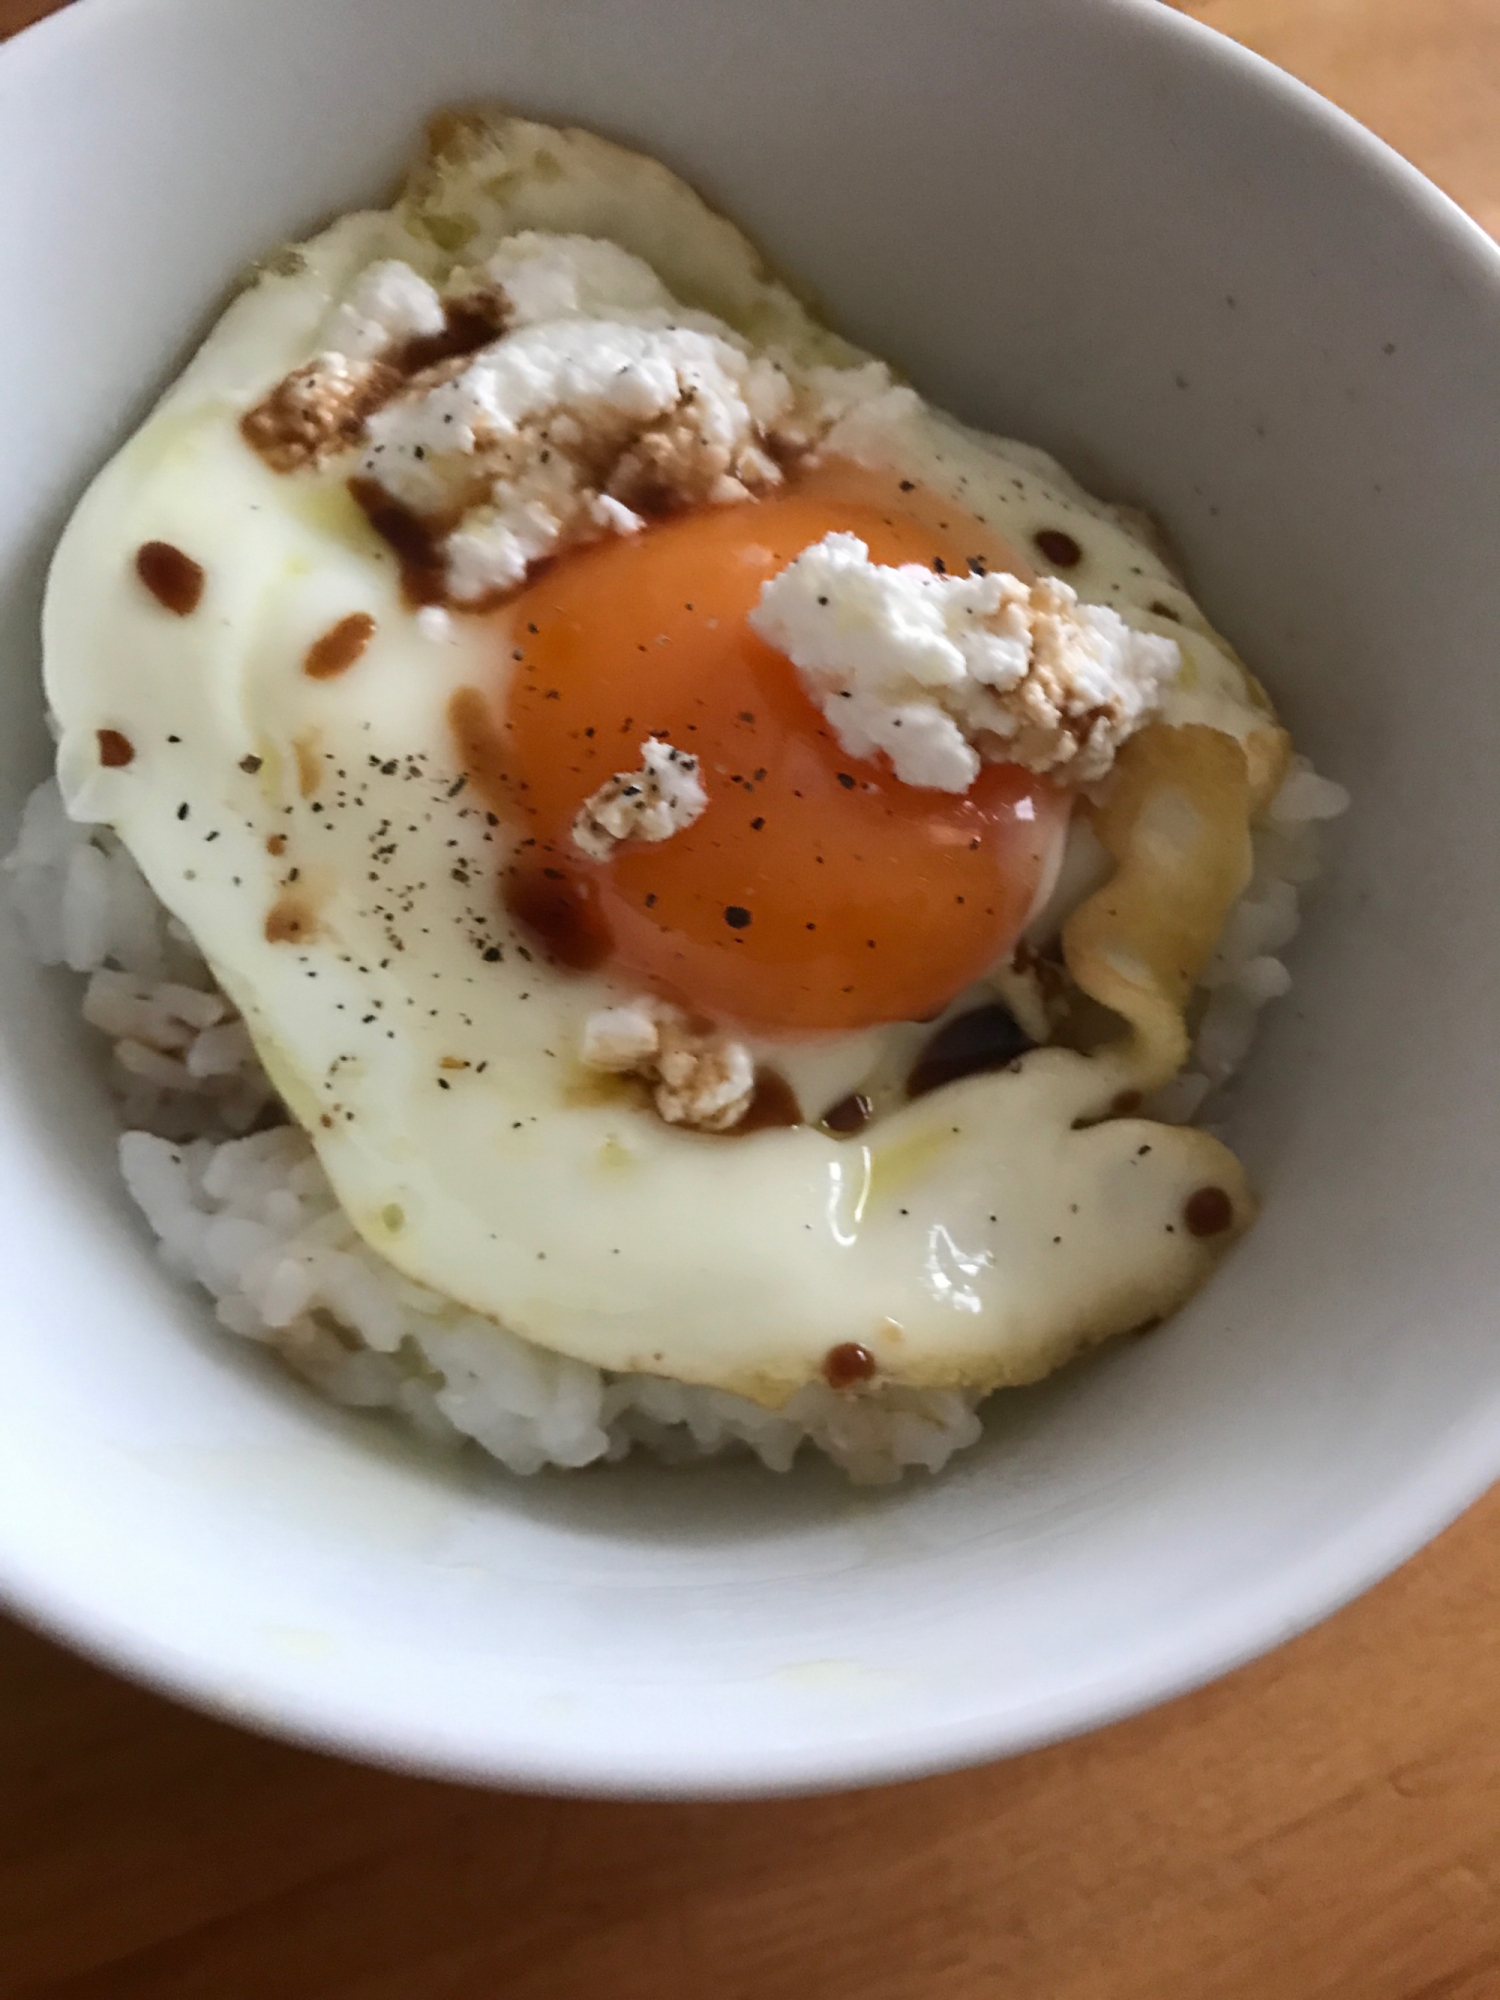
[4,3,1500,1996]
[1177,0,1500,236]
[0,0,58,35]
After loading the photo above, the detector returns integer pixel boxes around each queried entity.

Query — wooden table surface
[5,2,1500,1995]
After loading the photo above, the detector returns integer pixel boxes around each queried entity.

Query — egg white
[44,115,1262,1402]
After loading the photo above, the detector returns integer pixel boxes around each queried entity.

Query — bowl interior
[1,0,1498,1794]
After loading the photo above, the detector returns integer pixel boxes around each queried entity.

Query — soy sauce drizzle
[906,1002,1033,1099]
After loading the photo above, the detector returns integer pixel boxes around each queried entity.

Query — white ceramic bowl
[2,0,1498,1798]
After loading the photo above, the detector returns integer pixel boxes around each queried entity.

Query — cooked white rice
[4,762,1346,1482]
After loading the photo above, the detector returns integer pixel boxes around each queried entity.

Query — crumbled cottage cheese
[572,739,708,861]
[242,232,899,603]
[581,997,756,1131]
[361,316,791,571]
[749,532,1181,790]
[324,259,447,360]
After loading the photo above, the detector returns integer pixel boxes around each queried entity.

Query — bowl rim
[3,0,1499,1798]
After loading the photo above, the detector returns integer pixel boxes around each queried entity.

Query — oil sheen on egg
[44,113,1265,1402]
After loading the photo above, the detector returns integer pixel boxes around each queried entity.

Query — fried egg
[44,111,1282,1403]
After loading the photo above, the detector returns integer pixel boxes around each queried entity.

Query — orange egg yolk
[456,464,1071,1036]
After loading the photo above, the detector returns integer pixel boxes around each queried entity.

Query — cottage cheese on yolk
[750,532,1182,790]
